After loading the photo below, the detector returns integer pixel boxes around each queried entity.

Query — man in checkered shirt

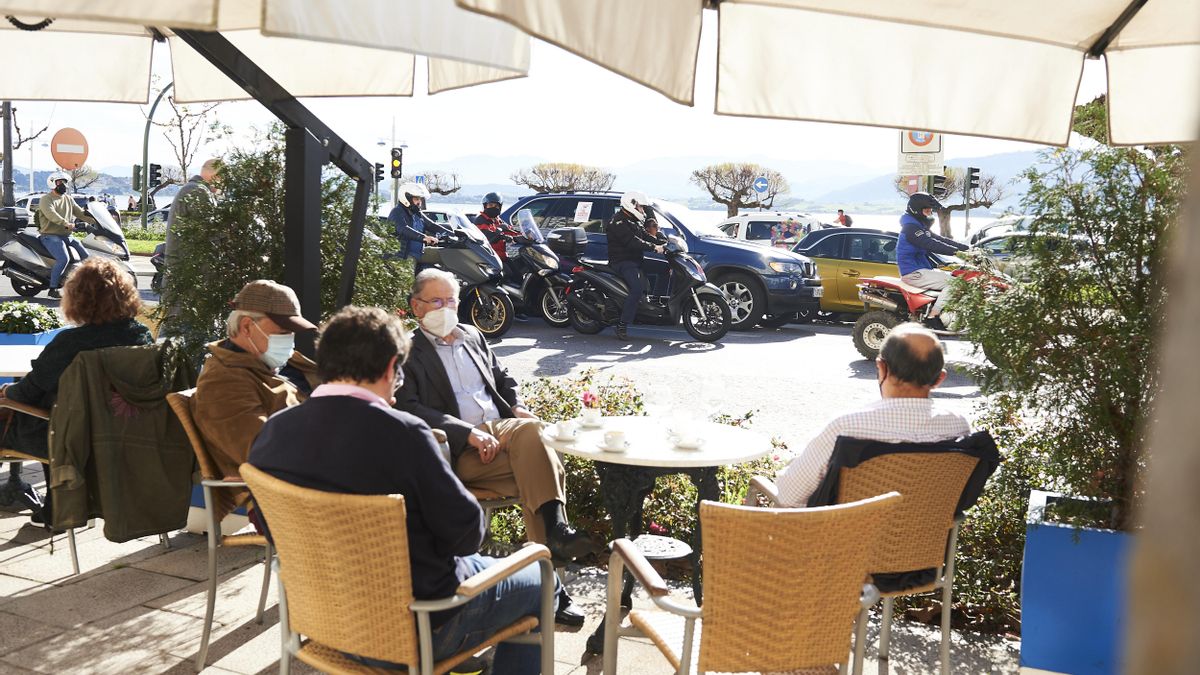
[775,323,970,506]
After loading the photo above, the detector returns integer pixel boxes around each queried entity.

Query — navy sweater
[248,394,485,623]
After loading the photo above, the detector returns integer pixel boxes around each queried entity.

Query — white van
[716,212,827,249]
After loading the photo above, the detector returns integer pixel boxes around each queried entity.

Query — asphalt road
[490,316,984,454]
[0,254,158,308]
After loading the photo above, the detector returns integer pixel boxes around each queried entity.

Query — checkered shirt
[775,397,971,507]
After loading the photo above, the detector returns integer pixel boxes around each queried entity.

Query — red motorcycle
[851,265,1008,359]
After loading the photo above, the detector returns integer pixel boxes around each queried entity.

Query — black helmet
[482,191,503,206]
[906,192,944,217]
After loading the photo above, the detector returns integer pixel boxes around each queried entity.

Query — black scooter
[499,210,573,327]
[419,214,515,340]
[565,237,732,342]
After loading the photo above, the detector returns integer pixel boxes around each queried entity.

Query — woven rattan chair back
[696,494,899,674]
[166,389,220,481]
[837,452,978,574]
[241,464,421,668]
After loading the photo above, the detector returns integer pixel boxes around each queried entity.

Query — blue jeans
[614,261,643,326]
[40,234,88,288]
[351,554,547,674]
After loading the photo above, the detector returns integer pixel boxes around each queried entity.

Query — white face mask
[419,307,459,337]
[251,321,294,370]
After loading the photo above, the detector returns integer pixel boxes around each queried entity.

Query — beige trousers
[454,417,566,543]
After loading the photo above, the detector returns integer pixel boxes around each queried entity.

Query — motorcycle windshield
[86,202,128,244]
[447,214,502,268]
[515,209,545,243]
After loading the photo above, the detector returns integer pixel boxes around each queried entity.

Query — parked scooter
[419,214,515,340]
[0,202,138,297]
[498,210,573,328]
[565,235,732,342]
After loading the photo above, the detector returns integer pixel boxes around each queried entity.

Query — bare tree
[9,106,49,155]
[894,167,1007,236]
[69,165,100,193]
[422,170,461,196]
[690,163,790,217]
[511,162,615,193]
[148,166,185,200]
[149,94,225,178]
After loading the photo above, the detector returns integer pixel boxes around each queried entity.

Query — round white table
[543,415,771,654]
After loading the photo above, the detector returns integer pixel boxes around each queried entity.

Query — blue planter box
[1020,490,1131,675]
[0,326,66,384]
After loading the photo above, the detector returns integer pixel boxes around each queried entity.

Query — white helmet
[397,182,431,208]
[620,190,650,223]
[47,171,70,190]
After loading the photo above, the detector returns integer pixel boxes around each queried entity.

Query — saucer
[543,430,577,443]
[672,438,706,450]
[597,441,630,453]
[577,417,604,429]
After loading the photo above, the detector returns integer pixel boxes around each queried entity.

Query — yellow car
[792,228,954,314]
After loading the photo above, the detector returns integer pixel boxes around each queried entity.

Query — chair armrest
[0,399,50,420]
[611,538,670,598]
[745,475,780,506]
[860,583,880,609]
[454,543,551,599]
[202,478,248,488]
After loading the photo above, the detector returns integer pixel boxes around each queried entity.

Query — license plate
[812,286,824,297]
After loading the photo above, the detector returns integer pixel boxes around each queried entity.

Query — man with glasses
[397,268,596,626]
[191,280,321,524]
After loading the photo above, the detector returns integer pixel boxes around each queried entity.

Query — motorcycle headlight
[529,248,557,269]
[768,261,803,274]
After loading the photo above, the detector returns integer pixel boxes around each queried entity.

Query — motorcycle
[499,210,573,328]
[565,235,732,342]
[0,202,138,297]
[419,214,515,340]
[851,260,1008,359]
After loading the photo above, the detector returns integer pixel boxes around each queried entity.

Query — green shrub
[0,301,64,334]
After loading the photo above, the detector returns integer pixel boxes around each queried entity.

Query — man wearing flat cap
[192,280,321,522]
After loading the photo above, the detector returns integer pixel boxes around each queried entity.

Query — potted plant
[0,300,65,346]
[950,98,1183,675]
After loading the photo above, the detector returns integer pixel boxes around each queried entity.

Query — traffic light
[931,173,948,199]
[389,147,403,179]
[132,164,142,190]
[373,163,384,184]
[966,166,980,191]
[148,163,162,188]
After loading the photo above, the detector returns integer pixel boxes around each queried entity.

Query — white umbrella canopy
[458,0,1200,146]
[0,0,529,103]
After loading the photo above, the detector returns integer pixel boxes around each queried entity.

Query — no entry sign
[51,128,88,170]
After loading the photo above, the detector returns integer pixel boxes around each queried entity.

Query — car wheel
[852,310,901,360]
[715,272,764,331]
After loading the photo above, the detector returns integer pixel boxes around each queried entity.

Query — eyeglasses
[413,296,459,310]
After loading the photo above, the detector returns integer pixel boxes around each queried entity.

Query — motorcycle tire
[566,288,605,335]
[463,290,514,340]
[684,293,732,342]
[11,279,42,297]
[540,287,571,328]
[852,310,901,360]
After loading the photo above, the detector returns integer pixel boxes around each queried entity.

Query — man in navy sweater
[249,306,545,673]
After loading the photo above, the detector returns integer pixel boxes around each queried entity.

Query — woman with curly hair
[0,258,152,525]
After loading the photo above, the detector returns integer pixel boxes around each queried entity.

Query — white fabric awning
[459,0,1200,146]
[0,0,529,103]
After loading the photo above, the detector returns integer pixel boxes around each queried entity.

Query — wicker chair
[747,443,990,675]
[603,494,900,675]
[240,463,556,675]
[0,399,83,575]
[428,428,520,556]
[165,389,272,672]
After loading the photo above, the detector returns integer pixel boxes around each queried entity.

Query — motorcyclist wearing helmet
[896,192,968,320]
[36,171,96,298]
[606,191,666,340]
[387,182,448,265]
[474,191,520,268]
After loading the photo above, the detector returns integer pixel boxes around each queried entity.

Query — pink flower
[649,522,667,535]
[581,391,599,409]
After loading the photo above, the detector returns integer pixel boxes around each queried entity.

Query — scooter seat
[15,232,52,259]
[869,275,939,297]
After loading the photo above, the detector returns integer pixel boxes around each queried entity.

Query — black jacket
[4,319,153,458]
[395,326,523,459]
[249,395,484,625]
[606,210,659,266]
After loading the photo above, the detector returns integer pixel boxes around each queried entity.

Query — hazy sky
[9,12,1106,184]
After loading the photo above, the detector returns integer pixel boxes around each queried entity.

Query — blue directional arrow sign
[753,176,768,193]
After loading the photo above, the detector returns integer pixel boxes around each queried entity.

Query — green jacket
[36,191,93,237]
[48,340,198,541]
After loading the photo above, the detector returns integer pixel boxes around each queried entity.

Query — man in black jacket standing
[607,191,665,339]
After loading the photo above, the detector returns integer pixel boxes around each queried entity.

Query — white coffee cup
[603,430,626,450]
[581,408,602,425]
[554,420,577,440]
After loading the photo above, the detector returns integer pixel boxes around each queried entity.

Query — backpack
[843,214,853,226]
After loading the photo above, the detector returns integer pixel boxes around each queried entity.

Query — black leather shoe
[448,654,490,675]
[546,523,599,563]
[47,288,61,299]
[614,323,628,340]
[555,601,586,626]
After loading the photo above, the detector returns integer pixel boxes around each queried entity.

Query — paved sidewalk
[0,477,1018,674]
